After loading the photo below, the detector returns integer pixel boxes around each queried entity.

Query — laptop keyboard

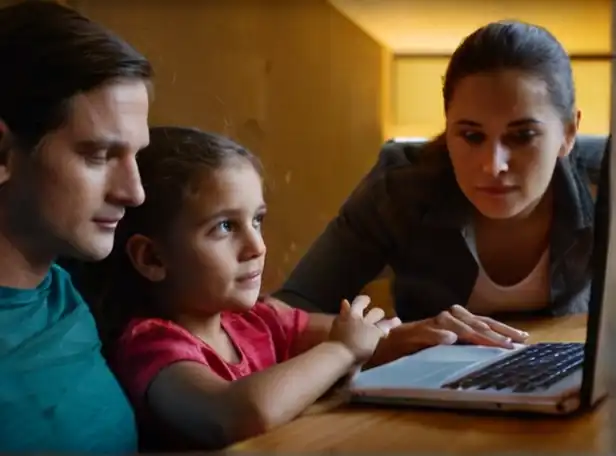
[441,342,585,393]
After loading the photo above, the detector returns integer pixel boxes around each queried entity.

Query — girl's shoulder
[117,317,198,349]
[224,298,308,334]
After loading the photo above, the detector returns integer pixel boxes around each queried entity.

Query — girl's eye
[212,220,233,235]
[253,213,265,230]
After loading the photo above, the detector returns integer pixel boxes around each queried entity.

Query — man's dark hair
[0,0,153,150]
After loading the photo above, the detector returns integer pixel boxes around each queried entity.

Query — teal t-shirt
[0,264,137,453]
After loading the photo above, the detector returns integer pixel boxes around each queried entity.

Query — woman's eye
[461,131,485,145]
[509,130,537,144]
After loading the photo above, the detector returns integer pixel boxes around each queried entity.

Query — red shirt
[112,299,309,449]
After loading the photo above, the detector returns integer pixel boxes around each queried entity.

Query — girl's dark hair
[425,20,574,152]
[77,126,262,347]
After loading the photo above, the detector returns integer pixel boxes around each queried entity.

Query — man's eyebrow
[74,138,125,149]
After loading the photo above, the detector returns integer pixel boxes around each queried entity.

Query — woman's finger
[364,307,386,325]
[449,305,491,331]
[479,316,530,342]
[392,320,458,347]
[435,311,514,348]
[450,305,528,342]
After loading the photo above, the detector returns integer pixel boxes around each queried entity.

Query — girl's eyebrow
[197,203,267,226]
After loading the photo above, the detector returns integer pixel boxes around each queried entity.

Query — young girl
[98,126,401,451]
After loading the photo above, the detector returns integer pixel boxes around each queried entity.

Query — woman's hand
[430,304,529,348]
[367,304,529,368]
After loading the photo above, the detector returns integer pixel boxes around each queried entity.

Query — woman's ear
[559,110,581,158]
[125,234,167,282]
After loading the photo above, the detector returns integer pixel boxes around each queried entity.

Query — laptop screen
[582,132,612,405]
[581,30,616,406]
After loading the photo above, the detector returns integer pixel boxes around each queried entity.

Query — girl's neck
[172,310,242,364]
[172,310,223,341]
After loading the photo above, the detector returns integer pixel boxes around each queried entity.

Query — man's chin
[64,239,114,263]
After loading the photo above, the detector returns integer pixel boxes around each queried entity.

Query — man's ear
[125,234,167,282]
[0,121,14,186]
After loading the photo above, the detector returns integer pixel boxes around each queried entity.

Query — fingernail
[521,332,529,338]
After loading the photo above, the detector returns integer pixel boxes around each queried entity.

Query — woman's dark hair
[443,20,574,121]
[424,20,574,155]
[79,126,262,348]
[0,1,153,151]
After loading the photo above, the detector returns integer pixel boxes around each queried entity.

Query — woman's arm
[266,296,527,363]
[273,174,393,314]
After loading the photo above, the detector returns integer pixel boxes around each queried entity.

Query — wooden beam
[393,53,615,61]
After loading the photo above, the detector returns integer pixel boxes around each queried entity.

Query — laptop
[348,134,614,415]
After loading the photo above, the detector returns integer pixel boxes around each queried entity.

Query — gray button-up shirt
[274,136,607,321]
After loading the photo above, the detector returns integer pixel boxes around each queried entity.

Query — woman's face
[445,69,578,220]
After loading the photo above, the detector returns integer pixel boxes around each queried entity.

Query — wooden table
[230,315,612,453]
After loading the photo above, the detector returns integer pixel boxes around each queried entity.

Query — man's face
[0,80,150,261]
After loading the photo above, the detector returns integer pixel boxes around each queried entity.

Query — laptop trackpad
[352,345,518,390]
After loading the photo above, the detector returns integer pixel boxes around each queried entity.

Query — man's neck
[0,229,53,289]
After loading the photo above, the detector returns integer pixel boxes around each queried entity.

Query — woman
[274,20,604,351]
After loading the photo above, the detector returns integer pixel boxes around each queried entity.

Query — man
[0,1,151,452]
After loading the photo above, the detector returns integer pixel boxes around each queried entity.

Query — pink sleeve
[252,299,310,362]
[112,319,206,404]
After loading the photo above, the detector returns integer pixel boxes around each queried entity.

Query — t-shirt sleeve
[252,299,310,362]
[112,319,206,405]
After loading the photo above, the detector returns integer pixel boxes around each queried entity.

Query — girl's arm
[147,341,355,448]
[144,298,391,449]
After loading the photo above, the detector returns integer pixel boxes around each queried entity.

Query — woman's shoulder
[569,135,609,187]
[349,138,456,221]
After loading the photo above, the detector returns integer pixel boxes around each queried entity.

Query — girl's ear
[125,234,167,282]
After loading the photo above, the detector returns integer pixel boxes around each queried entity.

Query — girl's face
[146,161,267,315]
[445,69,578,220]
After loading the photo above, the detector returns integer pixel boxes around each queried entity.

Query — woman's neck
[472,188,553,286]
[475,186,553,234]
